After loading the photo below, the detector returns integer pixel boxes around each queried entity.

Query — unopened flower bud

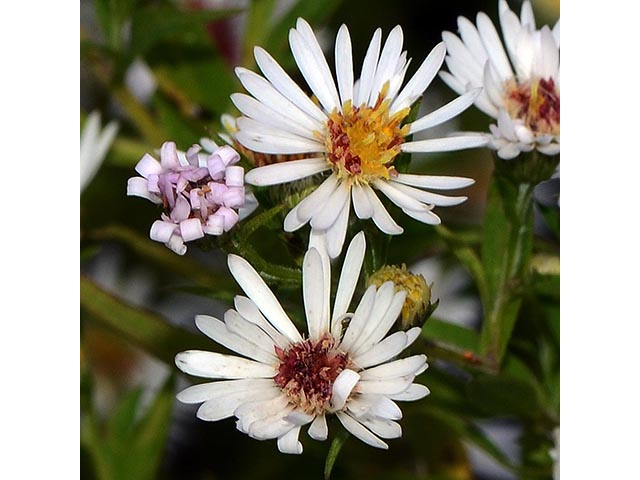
[368,264,433,329]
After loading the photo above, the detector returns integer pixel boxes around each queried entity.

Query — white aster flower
[80,110,119,192]
[175,232,430,454]
[233,18,486,258]
[440,0,560,160]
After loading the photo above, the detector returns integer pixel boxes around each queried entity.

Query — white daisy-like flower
[440,0,560,160]
[175,232,430,454]
[232,18,486,258]
[80,110,119,192]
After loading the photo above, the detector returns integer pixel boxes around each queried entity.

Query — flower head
[232,18,485,258]
[440,0,560,159]
[127,140,252,255]
[175,232,430,453]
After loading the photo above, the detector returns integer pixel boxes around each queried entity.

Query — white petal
[352,183,374,219]
[356,28,382,107]
[235,394,290,433]
[331,369,361,410]
[353,394,403,420]
[442,31,483,82]
[483,62,505,108]
[310,181,350,231]
[476,12,514,81]
[283,201,309,232]
[223,310,280,358]
[539,26,560,80]
[402,207,442,225]
[195,385,279,421]
[335,24,354,106]
[499,1,522,62]
[393,173,475,190]
[324,190,351,259]
[439,70,466,96]
[289,26,340,113]
[357,378,413,395]
[233,296,290,349]
[177,378,275,404]
[552,19,560,47]
[359,418,402,439]
[332,231,366,321]
[373,179,431,212]
[409,87,482,134]
[235,130,323,155]
[254,46,327,123]
[520,0,536,29]
[349,282,396,354]
[244,158,329,187]
[352,291,407,356]
[235,116,322,148]
[308,413,328,440]
[360,355,427,380]
[227,254,302,343]
[297,174,340,221]
[248,414,296,440]
[336,412,388,449]
[401,135,487,153]
[458,16,488,66]
[391,42,446,114]
[303,247,329,340]
[369,25,404,106]
[339,285,378,351]
[405,327,422,347]
[286,410,316,426]
[235,67,322,137]
[194,315,276,364]
[353,331,409,368]
[175,350,276,379]
[363,184,404,235]
[389,383,431,401]
[387,180,468,206]
[277,426,303,454]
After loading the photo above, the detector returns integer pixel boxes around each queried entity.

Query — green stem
[324,430,350,480]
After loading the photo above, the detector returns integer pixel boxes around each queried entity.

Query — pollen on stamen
[324,87,411,183]
[504,77,560,136]
[274,334,352,416]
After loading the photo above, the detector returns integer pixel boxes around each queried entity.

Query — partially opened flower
[127,140,252,255]
[232,18,486,258]
[440,0,560,160]
[175,232,429,454]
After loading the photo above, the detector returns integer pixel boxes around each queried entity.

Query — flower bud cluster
[127,140,247,255]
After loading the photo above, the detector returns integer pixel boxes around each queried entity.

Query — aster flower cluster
[127,140,249,255]
[94,0,560,470]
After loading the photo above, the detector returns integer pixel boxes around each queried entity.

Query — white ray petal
[195,385,281,421]
[552,19,560,47]
[310,181,350,231]
[235,130,323,155]
[247,412,296,440]
[442,31,483,81]
[194,315,276,364]
[520,0,536,29]
[325,190,351,259]
[458,16,488,65]
[389,383,431,401]
[289,26,340,113]
[235,67,322,136]
[353,331,409,368]
[393,173,475,190]
[391,42,446,114]
[336,412,389,449]
[227,254,302,343]
[409,87,482,134]
[369,25,404,106]
[357,377,414,395]
[356,28,382,106]
[234,296,290,349]
[235,395,290,432]
[332,231,366,321]
[359,418,402,439]
[539,26,559,80]
[177,378,275,404]
[303,247,329,340]
[351,394,403,420]
[352,290,407,355]
[335,24,354,106]
[499,1,522,63]
[352,183,374,219]
[402,207,442,225]
[296,174,340,221]
[401,135,487,153]
[277,426,303,454]
[308,413,328,440]
[482,62,505,108]
[349,281,396,354]
[175,350,276,379]
[439,71,466,96]
[405,327,421,347]
[387,180,467,206]
[363,184,404,235]
[254,46,327,123]
[245,157,329,187]
[373,179,430,212]
[235,116,318,151]
[331,369,361,410]
[476,12,514,81]
[340,285,378,351]
[286,410,315,426]
[283,201,309,232]
[223,310,280,358]
[360,355,427,380]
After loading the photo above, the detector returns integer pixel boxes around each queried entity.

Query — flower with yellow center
[175,232,430,454]
[440,0,560,160]
[233,18,486,258]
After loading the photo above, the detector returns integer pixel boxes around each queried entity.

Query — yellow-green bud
[367,264,433,329]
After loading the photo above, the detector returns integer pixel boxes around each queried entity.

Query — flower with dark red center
[175,232,430,454]
[440,0,560,160]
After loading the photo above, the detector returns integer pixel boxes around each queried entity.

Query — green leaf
[422,319,479,353]
[324,429,349,480]
[465,373,543,417]
[106,388,144,449]
[80,275,211,365]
